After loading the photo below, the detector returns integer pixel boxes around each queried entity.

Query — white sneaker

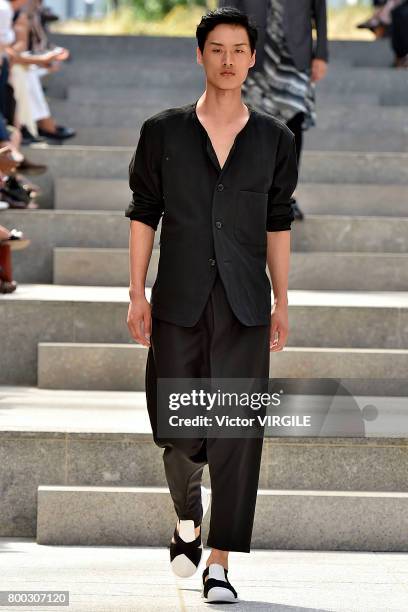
[170,485,211,577]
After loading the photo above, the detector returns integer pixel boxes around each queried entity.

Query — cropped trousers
[145,270,270,553]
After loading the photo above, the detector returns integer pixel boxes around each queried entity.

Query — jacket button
[215,221,222,229]
[217,183,224,191]
[209,258,216,266]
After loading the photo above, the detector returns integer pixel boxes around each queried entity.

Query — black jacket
[125,100,298,327]
[218,0,329,73]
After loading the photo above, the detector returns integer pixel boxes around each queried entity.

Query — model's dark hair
[196,7,258,55]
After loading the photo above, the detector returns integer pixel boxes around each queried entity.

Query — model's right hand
[127,296,152,347]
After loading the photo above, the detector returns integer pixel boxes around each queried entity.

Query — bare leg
[0,244,13,281]
[37,117,57,132]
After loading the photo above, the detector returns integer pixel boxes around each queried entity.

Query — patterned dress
[242,0,316,130]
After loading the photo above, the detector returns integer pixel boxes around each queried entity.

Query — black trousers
[145,270,270,552]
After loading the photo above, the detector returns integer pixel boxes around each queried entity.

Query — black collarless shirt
[125,99,298,327]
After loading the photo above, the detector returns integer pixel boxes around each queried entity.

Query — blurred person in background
[7,0,75,141]
[0,0,23,159]
[357,0,408,68]
[357,0,403,37]
[0,223,30,292]
[0,3,44,208]
[219,0,328,221]
[0,144,31,292]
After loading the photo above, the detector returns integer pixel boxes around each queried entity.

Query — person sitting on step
[0,222,30,293]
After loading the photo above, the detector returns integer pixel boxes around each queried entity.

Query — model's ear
[249,48,256,68]
[196,46,203,65]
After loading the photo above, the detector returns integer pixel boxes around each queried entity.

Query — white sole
[202,586,238,603]
[171,552,202,578]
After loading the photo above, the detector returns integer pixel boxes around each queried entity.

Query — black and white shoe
[169,485,210,577]
[202,563,238,603]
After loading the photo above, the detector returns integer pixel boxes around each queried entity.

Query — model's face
[197,24,256,89]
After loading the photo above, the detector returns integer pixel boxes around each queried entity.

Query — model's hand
[270,303,289,352]
[311,59,328,83]
[127,296,152,347]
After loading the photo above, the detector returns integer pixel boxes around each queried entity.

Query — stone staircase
[0,35,407,550]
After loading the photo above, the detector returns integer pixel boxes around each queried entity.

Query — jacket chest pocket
[234,190,268,246]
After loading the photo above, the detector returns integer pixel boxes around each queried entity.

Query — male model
[125,7,298,604]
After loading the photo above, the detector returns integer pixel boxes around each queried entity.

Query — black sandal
[202,563,238,603]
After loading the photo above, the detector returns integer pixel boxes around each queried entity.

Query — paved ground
[0,539,407,611]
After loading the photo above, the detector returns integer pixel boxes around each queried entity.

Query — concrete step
[68,85,195,108]
[50,58,408,91]
[53,247,408,291]
[297,183,408,217]
[37,341,408,396]
[36,484,408,550]
[24,146,408,184]
[23,144,131,179]
[53,178,408,218]
[49,32,198,60]
[2,285,408,385]
[52,61,205,88]
[53,247,159,287]
[62,81,408,109]
[67,85,379,108]
[317,68,408,96]
[49,34,393,68]
[329,90,408,107]
[335,40,394,68]
[314,105,408,133]
[301,152,408,185]
[68,125,408,151]
[289,252,408,290]
[54,177,131,210]
[1,384,407,536]
[304,129,408,153]
[48,99,155,127]
[0,210,159,283]
[3,209,408,283]
[49,98,408,130]
[6,542,406,612]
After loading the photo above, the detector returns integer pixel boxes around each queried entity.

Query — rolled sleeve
[312,0,329,63]
[267,127,298,232]
[125,119,164,230]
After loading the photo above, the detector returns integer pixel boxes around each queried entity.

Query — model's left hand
[311,59,328,82]
[270,303,289,352]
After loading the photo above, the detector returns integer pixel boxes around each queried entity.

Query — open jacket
[125,101,298,327]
